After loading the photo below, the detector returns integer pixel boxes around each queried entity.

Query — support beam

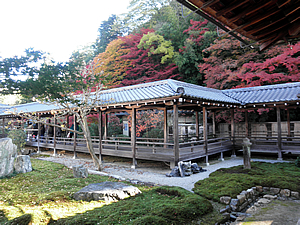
[37,114,41,154]
[73,114,77,159]
[97,111,103,164]
[164,108,168,147]
[203,107,209,166]
[277,107,283,160]
[53,116,57,156]
[245,110,249,138]
[196,111,199,140]
[287,108,291,137]
[212,111,216,138]
[131,108,137,169]
[173,104,179,168]
[104,113,108,140]
[231,109,236,157]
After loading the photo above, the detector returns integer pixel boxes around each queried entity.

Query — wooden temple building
[1,79,300,168]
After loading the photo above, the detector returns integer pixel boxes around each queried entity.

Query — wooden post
[53,115,57,156]
[231,109,236,157]
[131,108,137,169]
[97,111,103,163]
[37,114,41,154]
[196,111,199,140]
[73,114,77,159]
[245,110,249,138]
[277,107,283,160]
[104,113,108,140]
[287,108,291,137]
[212,111,216,138]
[203,107,209,165]
[164,108,168,148]
[172,103,179,169]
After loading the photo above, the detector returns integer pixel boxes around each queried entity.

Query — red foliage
[119,29,178,86]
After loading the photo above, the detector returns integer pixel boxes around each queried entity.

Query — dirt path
[235,200,300,225]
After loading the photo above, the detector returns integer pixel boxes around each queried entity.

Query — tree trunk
[80,115,102,171]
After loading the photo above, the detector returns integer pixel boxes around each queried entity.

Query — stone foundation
[219,186,300,224]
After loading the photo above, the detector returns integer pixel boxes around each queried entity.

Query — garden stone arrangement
[0,138,32,178]
[166,161,207,177]
[73,181,141,202]
[218,186,300,224]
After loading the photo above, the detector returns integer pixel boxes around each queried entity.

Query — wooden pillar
[287,109,291,137]
[73,114,77,159]
[131,108,137,169]
[172,103,179,169]
[53,115,57,156]
[37,114,41,154]
[231,109,236,157]
[164,108,168,147]
[196,111,199,140]
[104,113,108,140]
[97,111,103,163]
[203,107,209,165]
[277,107,283,160]
[245,110,249,138]
[212,111,216,138]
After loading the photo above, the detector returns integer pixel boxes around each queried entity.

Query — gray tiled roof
[1,80,300,116]
[0,102,61,116]
[99,79,240,105]
[223,82,300,105]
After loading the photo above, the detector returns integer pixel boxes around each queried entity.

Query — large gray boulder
[0,138,18,178]
[73,181,142,202]
[14,155,32,174]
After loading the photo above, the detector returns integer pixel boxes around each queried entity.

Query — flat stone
[237,194,246,204]
[256,186,263,192]
[263,194,277,200]
[291,191,299,199]
[220,196,231,205]
[73,181,141,202]
[263,187,270,192]
[257,198,271,204]
[246,205,258,213]
[280,189,291,197]
[270,187,280,195]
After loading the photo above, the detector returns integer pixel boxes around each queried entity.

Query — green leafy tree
[93,14,126,55]
[1,50,109,170]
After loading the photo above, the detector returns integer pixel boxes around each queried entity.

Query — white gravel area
[37,155,291,192]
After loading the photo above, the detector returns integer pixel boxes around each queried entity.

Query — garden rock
[166,166,180,177]
[14,155,32,174]
[178,161,192,176]
[0,138,17,178]
[73,165,88,178]
[73,181,141,202]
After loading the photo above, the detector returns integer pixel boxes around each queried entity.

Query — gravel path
[37,155,291,192]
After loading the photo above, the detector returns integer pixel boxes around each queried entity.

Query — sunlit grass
[0,159,213,225]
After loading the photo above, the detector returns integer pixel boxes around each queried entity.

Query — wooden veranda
[1,79,300,168]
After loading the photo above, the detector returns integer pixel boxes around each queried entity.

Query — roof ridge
[100,79,171,94]
[223,82,300,93]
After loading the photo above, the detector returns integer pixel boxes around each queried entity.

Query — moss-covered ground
[0,159,212,225]
[193,161,300,202]
[1,159,300,224]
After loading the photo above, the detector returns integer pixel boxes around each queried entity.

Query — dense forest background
[70,0,300,91]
